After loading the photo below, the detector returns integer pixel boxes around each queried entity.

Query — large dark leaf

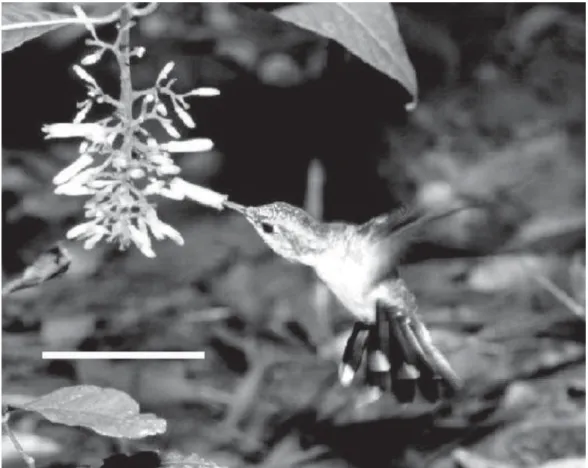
[14,385,167,439]
[1,3,78,53]
[274,2,417,106]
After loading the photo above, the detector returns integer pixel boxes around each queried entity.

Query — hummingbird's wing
[356,204,417,239]
[358,205,476,287]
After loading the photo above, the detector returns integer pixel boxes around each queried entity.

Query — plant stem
[3,417,36,468]
[118,4,134,164]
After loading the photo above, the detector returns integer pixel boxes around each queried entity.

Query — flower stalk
[45,3,228,258]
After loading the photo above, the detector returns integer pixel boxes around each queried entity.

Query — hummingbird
[224,200,466,403]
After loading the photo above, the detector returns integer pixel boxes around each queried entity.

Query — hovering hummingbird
[224,200,467,403]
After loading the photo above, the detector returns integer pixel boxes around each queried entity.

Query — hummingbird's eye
[261,222,275,234]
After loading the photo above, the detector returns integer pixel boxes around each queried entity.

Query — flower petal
[42,123,107,142]
[160,120,180,139]
[157,61,175,83]
[157,221,184,246]
[186,87,221,97]
[83,231,105,250]
[73,100,93,123]
[73,65,99,88]
[53,154,94,185]
[170,177,227,210]
[81,49,104,66]
[161,139,213,153]
[172,102,195,128]
[55,182,94,196]
[66,221,96,239]
[129,224,156,258]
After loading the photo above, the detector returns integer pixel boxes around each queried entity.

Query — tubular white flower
[129,168,145,179]
[81,49,104,66]
[73,100,93,124]
[149,154,172,165]
[156,103,167,116]
[73,65,99,88]
[88,179,114,189]
[161,138,213,153]
[186,87,221,97]
[145,209,165,240]
[143,180,165,196]
[84,231,105,250]
[159,185,185,200]
[160,120,180,139]
[54,181,94,196]
[43,123,108,142]
[66,167,99,186]
[129,224,156,258]
[53,153,94,185]
[73,5,90,22]
[73,5,97,37]
[172,103,195,128]
[157,61,175,83]
[157,164,181,175]
[169,177,227,210]
[105,130,118,145]
[158,221,184,245]
[66,221,98,240]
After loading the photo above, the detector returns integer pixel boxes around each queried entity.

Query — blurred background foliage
[2,3,586,468]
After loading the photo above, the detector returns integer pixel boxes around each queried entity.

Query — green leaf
[1,3,76,53]
[274,2,417,107]
[14,385,167,439]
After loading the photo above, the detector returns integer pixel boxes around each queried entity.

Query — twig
[3,414,36,468]
[117,5,134,163]
[531,270,585,320]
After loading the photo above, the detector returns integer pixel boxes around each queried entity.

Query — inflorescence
[44,5,224,257]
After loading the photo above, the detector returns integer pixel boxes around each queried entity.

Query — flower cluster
[44,5,226,257]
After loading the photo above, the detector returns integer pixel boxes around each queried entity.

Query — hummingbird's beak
[223,200,247,215]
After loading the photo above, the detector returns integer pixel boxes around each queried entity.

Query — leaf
[2,244,71,296]
[274,2,417,107]
[14,385,167,439]
[1,4,76,53]
[538,459,588,468]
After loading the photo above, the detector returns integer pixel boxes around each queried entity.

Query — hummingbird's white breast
[313,241,378,323]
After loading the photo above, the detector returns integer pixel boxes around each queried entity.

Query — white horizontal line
[42,351,206,360]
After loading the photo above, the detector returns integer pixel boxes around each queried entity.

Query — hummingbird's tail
[338,303,461,403]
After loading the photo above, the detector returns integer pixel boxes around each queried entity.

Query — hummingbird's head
[226,201,326,264]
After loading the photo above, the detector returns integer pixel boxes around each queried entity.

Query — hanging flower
[47,6,224,258]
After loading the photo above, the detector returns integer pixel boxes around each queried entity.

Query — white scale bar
[42,351,205,360]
